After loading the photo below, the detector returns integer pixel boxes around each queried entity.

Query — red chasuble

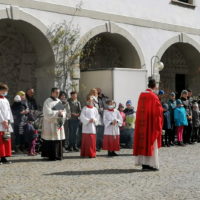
[133,89,163,156]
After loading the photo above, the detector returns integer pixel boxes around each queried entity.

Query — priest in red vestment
[133,79,163,171]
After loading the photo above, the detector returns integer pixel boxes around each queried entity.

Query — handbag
[3,130,11,141]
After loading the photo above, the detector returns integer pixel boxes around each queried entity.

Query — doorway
[175,74,186,98]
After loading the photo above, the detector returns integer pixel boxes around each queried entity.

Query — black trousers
[192,127,200,142]
[169,126,176,144]
[164,129,171,145]
[183,124,192,143]
[41,140,63,160]
[96,125,104,149]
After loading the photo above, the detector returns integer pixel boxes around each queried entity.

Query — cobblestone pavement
[0,143,200,200]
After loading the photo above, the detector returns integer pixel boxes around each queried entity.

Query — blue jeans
[68,119,80,148]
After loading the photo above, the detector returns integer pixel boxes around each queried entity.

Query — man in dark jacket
[26,88,38,111]
[68,91,81,151]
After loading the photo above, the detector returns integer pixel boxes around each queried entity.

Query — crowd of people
[161,89,200,147]
[0,81,199,170]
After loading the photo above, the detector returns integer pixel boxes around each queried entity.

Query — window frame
[171,0,196,8]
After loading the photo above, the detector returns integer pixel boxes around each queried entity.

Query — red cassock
[133,89,163,156]
[103,135,120,151]
[81,133,96,158]
[0,132,12,157]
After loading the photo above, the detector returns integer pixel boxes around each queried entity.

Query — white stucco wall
[113,68,147,109]
[79,68,147,108]
[33,0,200,29]
[1,1,200,64]
[0,0,200,103]
[6,3,199,77]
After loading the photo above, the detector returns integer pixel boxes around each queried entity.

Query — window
[171,0,195,8]
[179,0,189,3]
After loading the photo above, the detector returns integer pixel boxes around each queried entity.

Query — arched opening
[79,30,146,107]
[160,42,200,97]
[80,32,141,70]
[0,19,55,105]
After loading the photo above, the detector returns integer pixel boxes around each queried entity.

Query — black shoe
[1,157,12,164]
[73,147,79,152]
[188,141,193,144]
[142,165,158,171]
[178,142,185,146]
[108,151,113,157]
[68,147,73,152]
[142,165,150,171]
[48,157,57,161]
[56,157,63,161]
[112,151,119,156]
[89,156,96,158]
[148,166,159,171]
[96,148,101,152]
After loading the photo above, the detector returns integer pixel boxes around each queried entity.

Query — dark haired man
[133,79,163,171]
[26,88,38,111]
[41,88,66,161]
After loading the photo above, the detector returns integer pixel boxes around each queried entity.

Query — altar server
[80,95,99,158]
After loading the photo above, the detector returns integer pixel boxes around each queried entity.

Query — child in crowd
[123,100,136,148]
[24,124,38,156]
[162,104,172,147]
[118,103,126,146]
[80,96,99,158]
[103,100,123,156]
[192,102,200,143]
[174,99,188,146]
[11,93,29,153]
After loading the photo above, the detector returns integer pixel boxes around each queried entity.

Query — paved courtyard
[0,144,200,200]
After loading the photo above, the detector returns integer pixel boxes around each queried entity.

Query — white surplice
[103,109,123,136]
[0,97,13,132]
[80,106,99,134]
[42,97,66,140]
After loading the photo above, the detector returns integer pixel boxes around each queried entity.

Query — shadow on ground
[44,168,143,176]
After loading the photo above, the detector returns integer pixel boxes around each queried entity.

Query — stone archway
[80,32,142,70]
[78,23,147,105]
[78,23,145,69]
[156,34,200,96]
[0,7,55,105]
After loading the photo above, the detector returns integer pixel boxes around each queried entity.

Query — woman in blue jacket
[174,99,188,146]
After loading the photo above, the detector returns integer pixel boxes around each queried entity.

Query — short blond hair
[17,91,25,97]
[89,88,98,96]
